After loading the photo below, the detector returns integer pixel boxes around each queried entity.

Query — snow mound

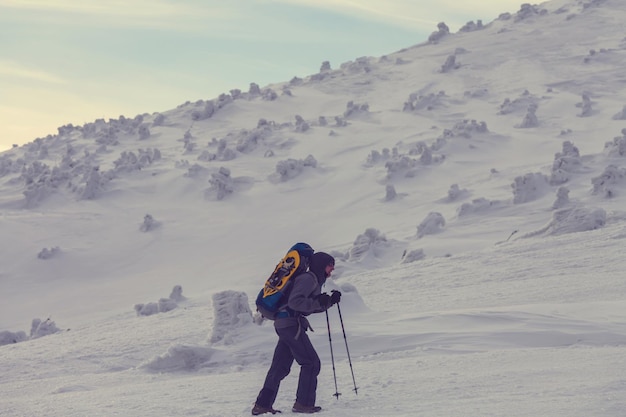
[140,344,217,372]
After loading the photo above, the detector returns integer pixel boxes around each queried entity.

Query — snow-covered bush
[384,184,397,201]
[576,94,593,117]
[459,20,484,32]
[138,123,151,139]
[343,101,369,118]
[206,167,234,200]
[447,184,469,201]
[417,212,446,238]
[457,197,503,217]
[191,101,215,121]
[516,104,539,128]
[0,330,28,346]
[169,285,186,302]
[428,22,450,43]
[550,141,582,185]
[604,129,626,157]
[152,113,165,126]
[522,207,606,237]
[30,318,61,339]
[295,115,310,132]
[440,55,460,73]
[274,155,317,181]
[401,249,425,263]
[403,91,446,112]
[139,214,161,232]
[348,228,389,261]
[209,291,253,344]
[552,186,570,209]
[591,165,626,197]
[512,172,550,203]
[38,246,61,260]
[514,3,547,22]
[134,285,185,316]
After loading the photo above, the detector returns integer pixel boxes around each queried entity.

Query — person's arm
[287,272,326,313]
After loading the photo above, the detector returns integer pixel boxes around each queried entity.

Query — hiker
[252,251,341,415]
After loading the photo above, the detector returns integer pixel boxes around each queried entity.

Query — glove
[317,293,331,307]
[330,290,342,305]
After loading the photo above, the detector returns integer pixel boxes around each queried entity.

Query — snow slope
[1,1,626,416]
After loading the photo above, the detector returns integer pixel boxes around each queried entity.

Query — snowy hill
[1,1,626,416]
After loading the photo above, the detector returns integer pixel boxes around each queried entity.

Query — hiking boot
[292,401,322,413]
[251,403,281,415]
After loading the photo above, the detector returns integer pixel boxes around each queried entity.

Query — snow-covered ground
[1,1,626,416]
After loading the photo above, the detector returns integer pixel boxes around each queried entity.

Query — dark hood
[309,252,335,285]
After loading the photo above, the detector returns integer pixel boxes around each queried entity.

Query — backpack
[255,243,313,320]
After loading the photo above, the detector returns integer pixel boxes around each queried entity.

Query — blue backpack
[255,243,314,320]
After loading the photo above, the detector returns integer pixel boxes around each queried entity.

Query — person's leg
[256,335,294,408]
[278,327,321,407]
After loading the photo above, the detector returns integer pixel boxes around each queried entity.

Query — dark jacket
[274,271,327,330]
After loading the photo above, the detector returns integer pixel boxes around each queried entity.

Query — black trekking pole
[325,310,341,399]
[336,303,358,395]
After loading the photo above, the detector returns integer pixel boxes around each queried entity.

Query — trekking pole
[325,310,341,399]
[336,303,358,394]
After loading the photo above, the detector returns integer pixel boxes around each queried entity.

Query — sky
[0,0,527,152]
[1,0,626,415]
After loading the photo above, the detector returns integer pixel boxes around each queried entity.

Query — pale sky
[0,0,525,151]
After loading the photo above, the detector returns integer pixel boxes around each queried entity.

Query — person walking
[252,251,341,415]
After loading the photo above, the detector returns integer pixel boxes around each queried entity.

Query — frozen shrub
[552,186,570,209]
[604,129,626,157]
[403,91,446,112]
[157,298,177,313]
[152,113,165,126]
[140,214,161,232]
[512,172,550,204]
[447,184,469,201]
[457,198,502,217]
[318,116,328,126]
[138,123,151,139]
[320,61,331,72]
[191,101,215,121]
[134,286,184,316]
[38,246,61,259]
[169,285,186,302]
[402,249,425,263]
[334,116,347,127]
[428,22,450,43]
[207,167,234,200]
[343,101,369,118]
[517,104,539,128]
[135,302,159,316]
[550,141,582,185]
[30,318,61,338]
[417,212,445,238]
[295,115,310,132]
[0,330,28,346]
[522,207,606,237]
[80,167,105,200]
[274,155,317,181]
[440,55,460,73]
[384,184,397,201]
[591,165,626,197]
[209,290,253,344]
[576,94,593,117]
[514,3,546,22]
[348,228,389,261]
[459,20,484,32]
[249,83,261,96]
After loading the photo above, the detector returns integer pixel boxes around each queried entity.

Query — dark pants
[256,324,321,407]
